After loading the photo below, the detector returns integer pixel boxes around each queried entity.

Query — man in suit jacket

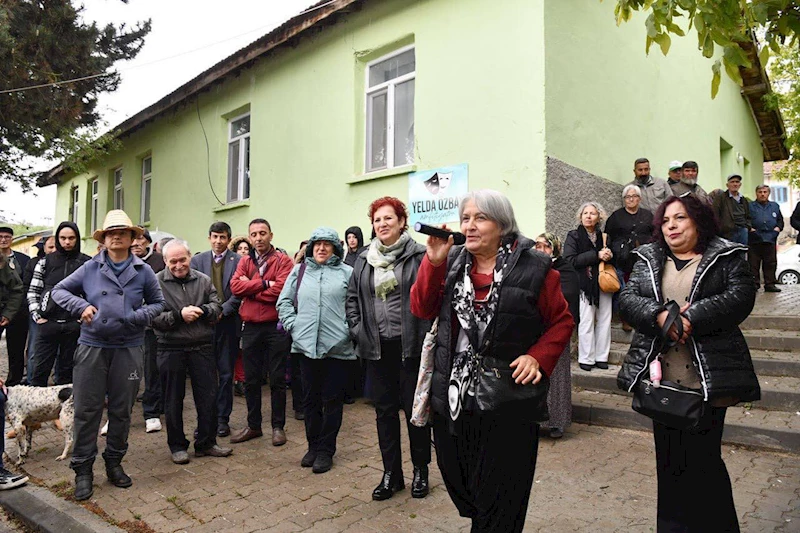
[0,226,30,385]
[191,222,241,437]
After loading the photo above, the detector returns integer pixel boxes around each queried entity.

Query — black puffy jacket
[617,237,760,403]
[428,236,553,417]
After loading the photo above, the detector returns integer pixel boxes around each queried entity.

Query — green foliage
[0,0,151,192]
[608,1,800,97]
[766,44,800,187]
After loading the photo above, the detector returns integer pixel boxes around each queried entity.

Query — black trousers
[748,242,778,288]
[299,356,349,456]
[31,320,79,386]
[367,339,431,474]
[157,344,219,453]
[289,352,305,413]
[1,313,28,386]
[214,316,239,424]
[433,412,539,533]
[241,321,290,430]
[653,407,739,533]
[141,330,162,420]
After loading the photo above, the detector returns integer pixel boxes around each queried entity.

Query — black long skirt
[433,411,540,533]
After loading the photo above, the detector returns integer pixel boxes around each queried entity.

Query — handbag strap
[659,299,684,353]
[293,262,307,309]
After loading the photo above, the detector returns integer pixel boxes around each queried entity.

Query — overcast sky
[0,0,311,226]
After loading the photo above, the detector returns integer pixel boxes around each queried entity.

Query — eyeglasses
[0,235,12,241]
[624,195,641,199]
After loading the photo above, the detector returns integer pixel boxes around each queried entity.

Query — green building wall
[544,0,764,194]
[55,0,547,252]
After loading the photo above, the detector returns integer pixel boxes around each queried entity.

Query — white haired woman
[605,185,654,280]
[564,201,613,372]
[411,189,574,532]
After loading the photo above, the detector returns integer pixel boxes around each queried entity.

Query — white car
[777,244,800,285]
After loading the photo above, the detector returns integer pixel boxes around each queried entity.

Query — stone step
[610,325,800,352]
[741,315,797,331]
[606,342,800,378]
[571,389,800,454]
[571,362,800,412]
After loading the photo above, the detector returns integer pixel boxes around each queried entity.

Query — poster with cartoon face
[408,164,468,227]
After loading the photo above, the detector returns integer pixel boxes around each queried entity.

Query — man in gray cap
[712,174,752,245]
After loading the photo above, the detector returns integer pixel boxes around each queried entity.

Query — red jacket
[230,247,294,323]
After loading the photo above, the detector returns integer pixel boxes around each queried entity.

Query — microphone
[414,222,466,245]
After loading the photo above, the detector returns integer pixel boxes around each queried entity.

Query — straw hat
[92,210,144,243]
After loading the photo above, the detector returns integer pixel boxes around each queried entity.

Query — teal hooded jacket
[277,227,355,360]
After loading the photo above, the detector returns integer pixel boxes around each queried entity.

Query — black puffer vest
[430,236,552,416]
[617,238,760,403]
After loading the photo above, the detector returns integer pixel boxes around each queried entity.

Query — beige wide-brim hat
[93,210,145,243]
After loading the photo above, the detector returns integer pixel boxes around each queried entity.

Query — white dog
[3,385,74,465]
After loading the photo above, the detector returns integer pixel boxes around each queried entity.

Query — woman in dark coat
[411,190,574,532]
[535,232,579,439]
[345,197,432,501]
[564,202,613,372]
[618,195,760,532]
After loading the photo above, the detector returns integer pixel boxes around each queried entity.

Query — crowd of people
[0,156,797,531]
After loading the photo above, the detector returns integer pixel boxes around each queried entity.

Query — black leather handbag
[631,300,706,429]
[474,355,550,422]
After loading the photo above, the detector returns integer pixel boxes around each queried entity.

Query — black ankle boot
[372,471,405,501]
[104,457,132,488]
[411,465,429,498]
[73,463,94,501]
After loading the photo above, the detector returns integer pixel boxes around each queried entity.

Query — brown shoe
[230,427,263,444]
[272,428,287,446]
[195,445,233,457]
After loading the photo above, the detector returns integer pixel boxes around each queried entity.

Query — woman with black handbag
[410,189,574,532]
[617,194,760,532]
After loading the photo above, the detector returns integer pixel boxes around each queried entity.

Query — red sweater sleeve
[230,257,262,297]
[526,269,575,377]
[253,253,293,304]
[410,254,447,320]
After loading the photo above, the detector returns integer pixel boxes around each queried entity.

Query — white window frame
[90,179,99,231]
[71,186,80,224]
[140,156,152,224]
[227,112,250,203]
[365,45,416,173]
[113,167,124,210]
[770,185,789,204]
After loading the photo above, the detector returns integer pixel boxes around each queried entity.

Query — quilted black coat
[616,237,761,403]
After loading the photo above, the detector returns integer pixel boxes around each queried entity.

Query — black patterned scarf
[447,241,513,421]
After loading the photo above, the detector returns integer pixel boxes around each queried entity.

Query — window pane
[114,189,123,210]
[92,180,98,194]
[115,169,122,186]
[231,115,250,138]
[244,137,250,200]
[369,49,415,87]
[227,141,240,202]
[367,91,388,171]
[142,157,152,176]
[142,179,151,223]
[394,79,415,166]
[92,198,98,230]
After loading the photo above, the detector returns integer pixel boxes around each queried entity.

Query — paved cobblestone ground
[2,386,798,533]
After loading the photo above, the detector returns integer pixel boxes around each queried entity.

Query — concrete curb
[0,484,124,533]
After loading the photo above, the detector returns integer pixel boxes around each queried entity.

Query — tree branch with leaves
[0,0,150,192]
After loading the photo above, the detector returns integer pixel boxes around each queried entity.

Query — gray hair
[622,184,642,198]
[755,184,770,192]
[574,201,608,224]
[458,189,520,237]
[161,238,191,259]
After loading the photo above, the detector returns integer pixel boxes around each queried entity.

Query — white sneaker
[100,420,109,436]
[0,468,28,490]
[145,418,162,433]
